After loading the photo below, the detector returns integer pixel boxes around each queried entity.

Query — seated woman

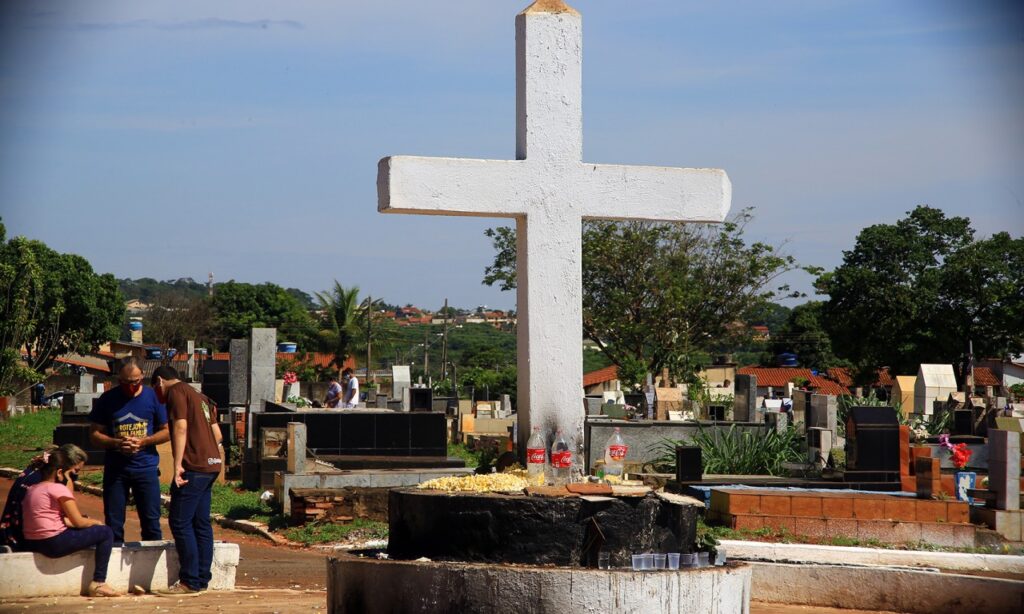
[0,444,82,551]
[21,445,121,597]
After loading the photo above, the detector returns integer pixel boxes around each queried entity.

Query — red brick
[916,500,947,523]
[899,426,911,477]
[762,516,795,533]
[732,514,763,531]
[821,497,853,519]
[883,498,917,522]
[853,497,886,520]
[826,518,859,539]
[791,496,823,517]
[793,517,828,539]
[946,502,970,524]
[709,490,730,514]
[940,475,955,498]
[728,494,761,515]
[759,494,792,516]
[900,476,916,492]
[909,446,931,476]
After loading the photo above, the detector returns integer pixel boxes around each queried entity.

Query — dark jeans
[169,470,217,590]
[103,467,163,543]
[24,525,115,582]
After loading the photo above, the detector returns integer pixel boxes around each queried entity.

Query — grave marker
[249,328,276,412]
[228,338,249,406]
[376,0,731,450]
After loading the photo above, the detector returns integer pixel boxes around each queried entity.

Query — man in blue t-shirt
[89,360,170,543]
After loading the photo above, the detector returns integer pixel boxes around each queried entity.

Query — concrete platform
[327,553,751,614]
[0,540,239,598]
[275,467,475,515]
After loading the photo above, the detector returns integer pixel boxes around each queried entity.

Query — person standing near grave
[150,365,222,596]
[341,367,359,408]
[324,375,343,408]
[89,359,169,543]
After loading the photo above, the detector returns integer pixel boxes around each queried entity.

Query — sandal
[87,581,122,597]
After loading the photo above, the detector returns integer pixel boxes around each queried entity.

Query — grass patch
[284,518,388,545]
[209,481,276,524]
[0,409,61,469]
[447,442,479,468]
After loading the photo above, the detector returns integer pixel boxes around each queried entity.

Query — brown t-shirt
[166,382,221,474]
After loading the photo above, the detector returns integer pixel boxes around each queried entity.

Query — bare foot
[87,581,122,597]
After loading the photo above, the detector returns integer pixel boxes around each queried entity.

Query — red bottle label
[551,450,572,469]
[527,448,546,464]
[608,444,628,461]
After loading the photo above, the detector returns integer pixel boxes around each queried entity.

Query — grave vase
[954,470,976,504]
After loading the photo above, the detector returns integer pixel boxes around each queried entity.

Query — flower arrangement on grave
[939,434,972,470]
[282,371,298,385]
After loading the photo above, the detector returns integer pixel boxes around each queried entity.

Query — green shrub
[650,423,803,476]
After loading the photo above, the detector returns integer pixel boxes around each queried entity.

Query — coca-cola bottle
[603,427,628,477]
[526,426,547,483]
[550,429,572,485]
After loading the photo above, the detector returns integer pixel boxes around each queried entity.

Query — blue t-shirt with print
[88,386,168,473]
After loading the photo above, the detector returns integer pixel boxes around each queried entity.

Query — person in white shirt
[341,368,359,408]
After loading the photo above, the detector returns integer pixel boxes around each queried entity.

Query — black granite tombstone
[675,446,702,482]
[201,359,230,407]
[845,405,900,484]
[708,405,726,421]
[953,410,974,436]
[409,387,432,412]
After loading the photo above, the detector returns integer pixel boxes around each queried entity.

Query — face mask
[121,382,142,396]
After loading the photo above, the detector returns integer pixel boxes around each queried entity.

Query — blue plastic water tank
[277,342,298,353]
[128,321,143,331]
[777,353,798,367]
[145,348,163,360]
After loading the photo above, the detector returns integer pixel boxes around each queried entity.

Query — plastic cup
[697,552,710,567]
[632,554,643,571]
[680,553,698,568]
[642,553,654,570]
[653,554,667,569]
[667,553,680,570]
[598,552,611,569]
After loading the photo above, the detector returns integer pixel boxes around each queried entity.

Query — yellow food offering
[417,472,529,493]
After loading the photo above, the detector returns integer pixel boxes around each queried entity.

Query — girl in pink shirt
[21,445,120,597]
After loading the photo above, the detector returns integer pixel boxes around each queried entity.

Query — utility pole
[365,295,373,384]
[423,326,429,381]
[441,298,449,380]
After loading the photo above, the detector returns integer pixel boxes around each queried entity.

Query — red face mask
[121,382,142,397]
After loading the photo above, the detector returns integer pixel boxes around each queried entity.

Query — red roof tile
[973,367,999,387]
[737,367,850,395]
[583,365,619,388]
[53,356,111,374]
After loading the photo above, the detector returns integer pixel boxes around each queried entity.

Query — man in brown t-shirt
[150,366,222,596]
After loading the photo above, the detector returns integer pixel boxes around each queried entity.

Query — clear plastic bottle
[526,426,547,483]
[603,427,628,477]
[550,429,572,485]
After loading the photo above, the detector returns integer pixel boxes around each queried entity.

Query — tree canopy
[0,220,125,394]
[817,205,1024,382]
[211,281,318,350]
[484,209,806,387]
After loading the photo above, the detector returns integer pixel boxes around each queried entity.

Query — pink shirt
[22,481,73,540]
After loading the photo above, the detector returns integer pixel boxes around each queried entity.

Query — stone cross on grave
[377,0,731,451]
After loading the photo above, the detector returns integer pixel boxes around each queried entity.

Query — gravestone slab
[249,328,276,413]
[655,387,683,421]
[392,366,411,410]
[228,338,249,406]
[733,374,756,422]
[988,429,1020,510]
[809,393,838,433]
[287,422,307,475]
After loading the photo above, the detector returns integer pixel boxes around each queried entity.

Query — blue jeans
[169,471,217,590]
[103,467,163,543]
[24,525,115,582]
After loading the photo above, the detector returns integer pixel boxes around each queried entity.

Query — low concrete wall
[748,561,1024,614]
[0,540,239,598]
[275,467,475,514]
[722,539,1024,575]
[585,418,764,472]
[327,554,751,614]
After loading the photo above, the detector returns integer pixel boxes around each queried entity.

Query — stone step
[710,512,977,547]
[0,540,239,598]
[709,487,969,522]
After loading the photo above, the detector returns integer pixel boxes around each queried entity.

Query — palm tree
[314,281,363,370]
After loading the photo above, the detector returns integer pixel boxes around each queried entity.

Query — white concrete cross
[377,0,731,449]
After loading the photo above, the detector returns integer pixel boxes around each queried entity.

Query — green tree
[143,294,216,350]
[0,220,125,393]
[770,301,846,370]
[483,209,805,387]
[212,281,317,350]
[818,206,1024,382]
[314,281,364,368]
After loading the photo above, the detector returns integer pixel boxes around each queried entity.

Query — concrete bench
[0,540,239,598]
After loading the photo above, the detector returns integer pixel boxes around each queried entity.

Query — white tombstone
[392,365,412,409]
[915,364,957,416]
[376,0,731,450]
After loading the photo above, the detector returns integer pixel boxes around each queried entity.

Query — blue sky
[1,0,1021,311]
